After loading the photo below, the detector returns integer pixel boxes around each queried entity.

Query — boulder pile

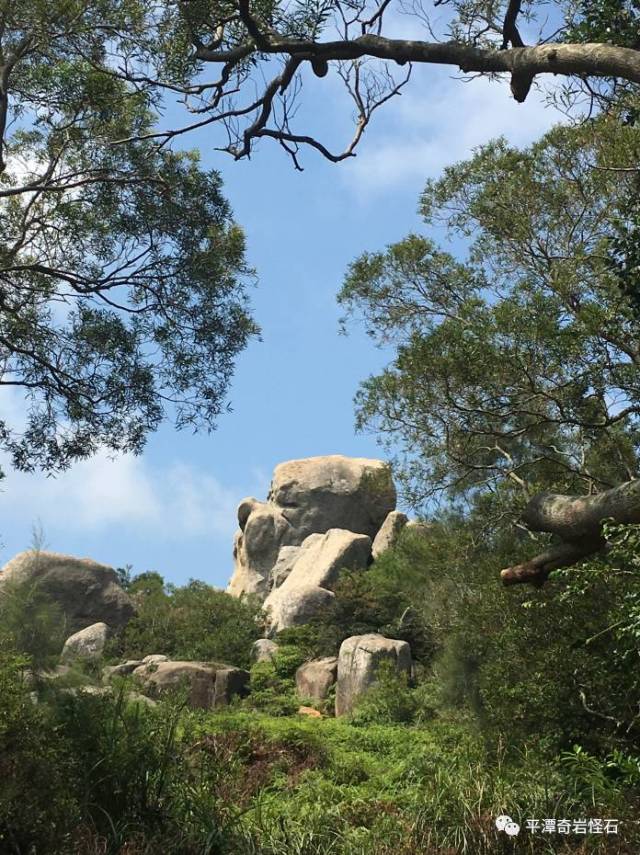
[1,454,428,717]
[227,455,397,600]
[226,455,418,633]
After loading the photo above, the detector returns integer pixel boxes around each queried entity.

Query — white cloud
[343,70,559,196]
[0,449,266,543]
[0,372,271,556]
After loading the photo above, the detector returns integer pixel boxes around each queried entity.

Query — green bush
[0,646,79,854]
[246,644,304,716]
[111,574,263,669]
[350,663,418,725]
[0,578,67,670]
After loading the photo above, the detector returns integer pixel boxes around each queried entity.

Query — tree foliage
[113,574,263,669]
[0,0,636,181]
[0,0,258,477]
[339,117,640,519]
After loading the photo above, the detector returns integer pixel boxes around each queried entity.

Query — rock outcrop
[0,550,135,632]
[335,633,412,717]
[269,456,396,542]
[132,660,249,709]
[251,639,279,663]
[264,584,335,634]
[296,657,338,701]
[228,455,395,599]
[371,511,408,559]
[61,622,109,664]
[263,529,371,632]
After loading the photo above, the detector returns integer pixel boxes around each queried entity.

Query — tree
[64,0,640,169]
[114,574,263,668]
[338,115,640,585]
[0,0,257,478]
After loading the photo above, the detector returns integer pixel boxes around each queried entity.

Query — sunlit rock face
[263,528,372,634]
[227,455,396,600]
[335,634,412,717]
[0,550,135,632]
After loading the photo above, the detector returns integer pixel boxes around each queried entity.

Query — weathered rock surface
[212,666,250,707]
[133,661,219,708]
[296,657,338,701]
[61,622,109,664]
[372,511,408,559]
[230,502,290,597]
[0,550,135,632]
[281,529,371,591]
[141,654,169,664]
[263,529,370,633]
[103,660,143,681]
[269,456,396,541]
[228,455,395,599]
[132,660,248,709]
[335,633,412,717]
[264,584,335,634]
[251,638,279,663]
[270,546,302,590]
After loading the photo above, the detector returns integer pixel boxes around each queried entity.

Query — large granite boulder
[228,456,395,599]
[278,529,371,591]
[264,584,335,634]
[269,546,302,590]
[269,456,396,541]
[132,660,248,709]
[0,550,135,632]
[230,501,290,597]
[263,529,371,633]
[371,511,408,560]
[251,638,279,663]
[296,657,338,701]
[335,634,412,717]
[133,661,217,708]
[61,622,110,664]
[213,666,250,707]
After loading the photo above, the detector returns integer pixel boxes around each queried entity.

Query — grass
[179,710,640,854]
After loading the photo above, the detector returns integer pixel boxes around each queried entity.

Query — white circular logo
[495,815,511,832]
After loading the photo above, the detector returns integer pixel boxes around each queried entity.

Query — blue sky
[0,65,559,587]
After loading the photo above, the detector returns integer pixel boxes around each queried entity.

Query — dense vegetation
[2,515,640,853]
[2,3,640,854]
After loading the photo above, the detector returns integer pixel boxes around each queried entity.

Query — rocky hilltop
[227,455,397,598]
[0,454,428,717]
[226,454,424,634]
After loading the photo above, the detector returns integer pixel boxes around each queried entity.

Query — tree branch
[501,479,640,586]
[197,36,640,103]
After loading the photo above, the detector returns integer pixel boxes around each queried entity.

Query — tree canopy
[0,0,258,477]
[339,113,640,582]
[33,0,636,169]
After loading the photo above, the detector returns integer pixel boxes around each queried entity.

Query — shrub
[0,578,67,669]
[111,575,264,669]
[0,646,79,854]
[246,646,303,716]
[350,663,418,725]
